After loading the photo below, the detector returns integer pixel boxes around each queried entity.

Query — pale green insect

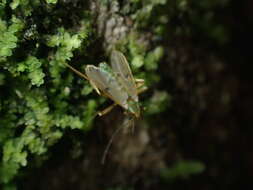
[65,50,145,118]
[85,51,143,118]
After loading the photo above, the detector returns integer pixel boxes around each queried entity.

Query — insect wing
[85,65,129,109]
[110,50,138,101]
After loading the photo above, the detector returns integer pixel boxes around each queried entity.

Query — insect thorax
[127,99,140,117]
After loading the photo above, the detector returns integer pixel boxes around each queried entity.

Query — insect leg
[89,80,101,95]
[135,78,145,89]
[135,78,147,94]
[137,85,148,95]
[135,78,145,83]
[135,78,145,86]
[97,103,117,116]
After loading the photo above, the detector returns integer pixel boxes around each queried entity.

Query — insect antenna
[130,116,135,134]
[101,123,125,164]
[101,115,135,164]
[63,62,89,80]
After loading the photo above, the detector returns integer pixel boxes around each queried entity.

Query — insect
[65,50,146,118]
[64,50,146,163]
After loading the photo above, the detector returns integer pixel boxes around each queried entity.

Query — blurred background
[0,0,252,189]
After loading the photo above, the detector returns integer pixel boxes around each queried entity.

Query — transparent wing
[110,50,138,101]
[85,65,129,109]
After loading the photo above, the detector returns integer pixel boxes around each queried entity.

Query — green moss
[145,90,171,115]
[0,1,94,187]
[46,0,57,4]
[160,160,205,181]
[0,17,24,62]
